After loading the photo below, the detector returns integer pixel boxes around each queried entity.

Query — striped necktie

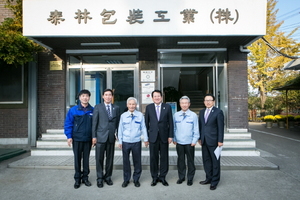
[107,105,111,119]
[204,108,210,123]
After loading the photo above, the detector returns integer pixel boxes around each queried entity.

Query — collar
[206,106,213,110]
[78,103,92,111]
[154,103,162,107]
[127,110,137,117]
[105,103,112,107]
[180,109,190,116]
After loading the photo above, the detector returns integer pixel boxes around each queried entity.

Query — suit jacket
[145,103,174,143]
[92,103,120,143]
[198,106,224,147]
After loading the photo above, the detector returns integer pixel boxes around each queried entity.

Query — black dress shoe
[82,179,92,187]
[151,178,158,186]
[74,181,81,189]
[160,179,169,186]
[176,179,185,184]
[122,181,129,188]
[210,185,217,190]
[134,181,140,187]
[97,180,103,188]
[187,180,193,186]
[105,179,113,186]
[199,180,211,185]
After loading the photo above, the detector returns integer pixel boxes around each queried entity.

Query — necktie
[156,105,160,120]
[131,113,134,119]
[204,108,210,123]
[107,105,111,119]
[182,112,186,120]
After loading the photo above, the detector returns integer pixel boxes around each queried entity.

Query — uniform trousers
[176,143,195,181]
[122,141,142,182]
[72,140,92,182]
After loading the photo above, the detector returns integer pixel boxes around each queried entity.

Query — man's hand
[92,138,97,147]
[168,138,173,144]
[173,141,177,145]
[67,138,72,147]
[118,144,122,149]
[191,143,196,146]
[198,140,202,146]
[144,141,149,148]
[218,142,223,147]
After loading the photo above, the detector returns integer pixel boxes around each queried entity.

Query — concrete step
[41,133,66,140]
[34,129,259,156]
[31,147,259,156]
[36,138,255,148]
[38,132,251,142]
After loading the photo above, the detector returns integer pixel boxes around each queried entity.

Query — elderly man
[118,97,148,188]
[173,96,199,186]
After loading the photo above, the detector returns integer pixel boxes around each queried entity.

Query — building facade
[0,0,267,146]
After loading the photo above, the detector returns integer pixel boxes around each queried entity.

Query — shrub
[264,115,275,122]
[294,115,300,122]
[274,115,286,122]
[287,115,295,121]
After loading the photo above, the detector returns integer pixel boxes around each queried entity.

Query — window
[0,63,27,107]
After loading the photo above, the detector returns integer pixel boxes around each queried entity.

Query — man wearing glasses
[198,94,224,190]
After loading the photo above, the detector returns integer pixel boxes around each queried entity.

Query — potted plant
[287,115,295,128]
[295,115,300,126]
[264,115,275,128]
[275,115,286,128]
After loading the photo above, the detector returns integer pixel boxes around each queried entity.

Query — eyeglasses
[204,100,214,102]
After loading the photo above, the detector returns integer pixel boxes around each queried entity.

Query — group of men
[64,89,224,191]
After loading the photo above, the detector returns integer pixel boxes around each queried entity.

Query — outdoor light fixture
[177,41,219,45]
[81,42,121,46]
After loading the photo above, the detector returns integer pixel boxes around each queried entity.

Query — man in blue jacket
[173,96,199,186]
[64,89,94,189]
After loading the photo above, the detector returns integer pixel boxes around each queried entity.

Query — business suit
[145,102,174,181]
[199,106,224,187]
[92,103,120,183]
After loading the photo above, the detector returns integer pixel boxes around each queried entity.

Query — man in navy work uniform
[198,94,224,190]
[173,96,199,186]
[64,89,94,189]
[118,97,148,188]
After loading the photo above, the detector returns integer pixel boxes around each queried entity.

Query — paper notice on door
[214,146,223,160]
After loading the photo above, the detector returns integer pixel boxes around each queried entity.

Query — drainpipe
[240,45,250,53]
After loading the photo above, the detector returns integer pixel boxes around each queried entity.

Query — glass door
[84,69,107,106]
[158,50,227,123]
[111,69,134,113]
[67,54,139,111]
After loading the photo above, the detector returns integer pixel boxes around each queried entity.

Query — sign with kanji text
[23,0,267,37]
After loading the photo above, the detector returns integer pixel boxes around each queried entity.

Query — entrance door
[159,50,227,129]
[68,63,138,112]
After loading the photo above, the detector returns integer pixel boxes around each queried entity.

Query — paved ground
[0,122,299,200]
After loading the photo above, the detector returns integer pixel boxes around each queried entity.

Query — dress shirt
[104,103,112,113]
[173,109,200,145]
[155,103,162,114]
[118,110,148,144]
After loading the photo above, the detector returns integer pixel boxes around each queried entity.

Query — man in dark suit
[145,90,174,186]
[92,89,120,188]
[198,94,224,190]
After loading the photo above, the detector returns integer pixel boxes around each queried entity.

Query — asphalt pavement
[0,122,299,200]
